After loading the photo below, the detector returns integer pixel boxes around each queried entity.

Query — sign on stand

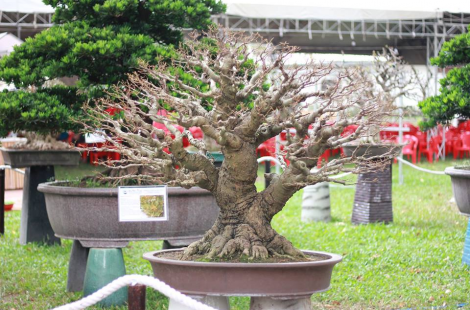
[118,186,168,222]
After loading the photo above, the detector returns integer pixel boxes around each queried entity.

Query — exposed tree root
[182,222,305,261]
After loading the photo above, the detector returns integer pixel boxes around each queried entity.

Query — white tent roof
[224,0,470,20]
[3,0,470,20]
[0,0,54,13]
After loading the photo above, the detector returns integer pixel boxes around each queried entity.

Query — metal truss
[212,12,469,41]
[0,11,53,38]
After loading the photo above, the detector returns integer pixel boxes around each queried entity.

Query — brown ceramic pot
[143,249,342,298]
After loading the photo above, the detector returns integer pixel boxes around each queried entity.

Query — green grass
[1,160,470,309]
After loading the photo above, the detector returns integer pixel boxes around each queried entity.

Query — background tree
[84,28,396,260]
[419,25,470,129]
[0,0,225,145]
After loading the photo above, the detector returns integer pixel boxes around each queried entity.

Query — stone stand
[462,218,470,265]
[83,248,128,307]
[20,166,60,245]
[169,296,230,310]
[169,296,312,310]
[301,182,331,223]
[67,240,90,292]
[352,162,393,224]
[250,297,311,310]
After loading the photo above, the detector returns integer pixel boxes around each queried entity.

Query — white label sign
[118,186,168,222]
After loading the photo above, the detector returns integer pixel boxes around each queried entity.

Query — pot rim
[445,166,470,178]
[143,248,342,268]
[0,147,78,153]
[342,142,406,148]
[37,181,210,196]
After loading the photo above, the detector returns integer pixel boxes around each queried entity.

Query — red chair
[403,123,419,136]
[76,142,89,162]
[317,149,331,167]
[401,135,418,164]
[453,132,470,159]
[418,137,440,163]
[89,143,108,166]
[189,127,204,140]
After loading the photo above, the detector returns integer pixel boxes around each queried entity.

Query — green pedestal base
[83,248,127,307]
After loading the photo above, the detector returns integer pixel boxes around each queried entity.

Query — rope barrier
[394,157,446,175]
[257,156,283,168]
[52,275,217,310]
[0,165,25,175]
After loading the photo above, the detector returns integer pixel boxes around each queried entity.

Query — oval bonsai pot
[342,143,403,159]
[0,147,80,168]
[445,167,470,216]
[143,249,342,298]
[37,182,219,247]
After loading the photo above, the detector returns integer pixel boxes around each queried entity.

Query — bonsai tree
[0,0,225,147]
[419,26,470,129]
[345,47,420,143]
[84,28,396,260]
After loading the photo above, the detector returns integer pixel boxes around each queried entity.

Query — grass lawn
[1,159,470,309]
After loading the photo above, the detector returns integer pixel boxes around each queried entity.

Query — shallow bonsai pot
[143,249,342,298]
[37,182,220,247]
[0,147,80,168]
[445,167,470,216]
[342,143,403,159]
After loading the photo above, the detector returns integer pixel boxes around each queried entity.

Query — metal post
[0,168,4,235]
[275,135,280,174]
[398,98,404,185]
[264,160,271,189]
[128,284,146,310]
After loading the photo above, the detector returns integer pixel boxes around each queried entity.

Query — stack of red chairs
[453,132,470,159]
[401,135,418,164]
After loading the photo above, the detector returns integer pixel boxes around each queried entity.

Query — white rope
[329,172,352,179]
[257,156,284,169]
[394,157,446,175]
[52,275,217,310]
[0,165,25,175]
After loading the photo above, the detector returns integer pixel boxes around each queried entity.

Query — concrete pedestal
[250,297,311,310]
[67,240,90,292]
[83,248,127,307]
[169,296,230,310]
[352,163,393,224]
[20,166,60,245]
[301,182,331,223]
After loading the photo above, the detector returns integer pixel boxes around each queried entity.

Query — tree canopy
[419,25,470,129]
[0,0,225,138]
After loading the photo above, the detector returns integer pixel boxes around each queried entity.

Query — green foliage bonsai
[0,0,225,147]
[419,25,470,129]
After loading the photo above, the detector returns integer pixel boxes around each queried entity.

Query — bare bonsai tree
[344,46,420,143]
[83,28,395,260]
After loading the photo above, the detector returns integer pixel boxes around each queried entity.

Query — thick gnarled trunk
[183,143,303,260]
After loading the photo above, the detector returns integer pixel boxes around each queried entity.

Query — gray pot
[342,143,403,159]
[0,147,80,168]
[445,167,470,216]
[143,249,342,298]
[37,182,220,247]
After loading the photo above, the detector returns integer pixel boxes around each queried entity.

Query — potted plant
[82,27,396,308]
[4,200,14,211]
[0,0,225,248]
[418,25,470,216]
[419,25,470,264]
